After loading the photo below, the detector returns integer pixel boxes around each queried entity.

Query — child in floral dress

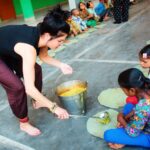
[104,68,150,149]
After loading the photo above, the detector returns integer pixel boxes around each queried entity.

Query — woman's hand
[54,106,69,120]
[60,63,73,74]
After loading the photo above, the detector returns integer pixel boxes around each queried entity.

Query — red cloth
[126,96,138,105]
[19,117,29,123]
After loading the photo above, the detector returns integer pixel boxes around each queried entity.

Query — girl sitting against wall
[79,2,97,27]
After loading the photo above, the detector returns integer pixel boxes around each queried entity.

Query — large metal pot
[56,80,88,115]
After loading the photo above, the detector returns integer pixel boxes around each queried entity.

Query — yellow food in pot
[60,87,86,97]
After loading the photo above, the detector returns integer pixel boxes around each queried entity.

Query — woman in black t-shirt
[0,7,73,136]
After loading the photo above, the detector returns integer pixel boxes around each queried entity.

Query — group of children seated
[64,0,113,37]
[64,0,138,38]
[104,45,150,149]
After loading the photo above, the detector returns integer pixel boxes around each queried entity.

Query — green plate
[87,109,118,138]
[98,88,126,108]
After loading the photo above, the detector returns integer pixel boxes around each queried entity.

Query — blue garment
[104,103,150,148]
[95,3,106,16]
[123,103,135,116]
[104,128,150,148]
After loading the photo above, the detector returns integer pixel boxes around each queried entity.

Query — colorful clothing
[104,98,150,148]
[104,128,150,148]
[126,96,138,105]
[79,10,97,27]
[87,8,100,22]
[79,9,89,20]
[87,8,98,18]
[66,19,81,34]
[72,16,87,30]
[125,99,150,137]
[95,3,106,16]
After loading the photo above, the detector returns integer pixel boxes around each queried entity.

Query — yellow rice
[60,86,86,97]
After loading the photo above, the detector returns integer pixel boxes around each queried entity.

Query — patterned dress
[66,19,81,34]
[125,98,150,137]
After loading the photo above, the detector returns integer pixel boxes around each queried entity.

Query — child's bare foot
[115,144,125,149]
[108,143,125,149]
[20,122,41,136]
[64,40,70,43]
[104,16,110,21]
[85,28,88,31]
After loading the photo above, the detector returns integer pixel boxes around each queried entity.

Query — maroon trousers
[0,59,42,119]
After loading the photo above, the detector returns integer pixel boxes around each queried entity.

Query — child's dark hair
[139,45,150,59]
[63,11,72,21]
[38,5,70,36]
[87,1,92,8]
[118,68,150,91]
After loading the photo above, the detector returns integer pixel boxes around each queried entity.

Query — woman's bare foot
[108,143,125,149]
[20,122,41,136]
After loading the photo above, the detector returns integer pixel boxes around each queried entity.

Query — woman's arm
[39,47,73,74]
[14,43,69,119]
[14,43,54,106]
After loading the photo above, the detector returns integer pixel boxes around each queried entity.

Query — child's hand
[60,63,73,74]
[117,122,123,128]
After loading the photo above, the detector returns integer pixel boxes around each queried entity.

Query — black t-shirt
[0,24,40,77]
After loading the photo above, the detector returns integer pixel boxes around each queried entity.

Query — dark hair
[63,11,71,21]
[139,45,150,59]
[87,1,92,8]
[38,5,70,36]
[118,68,150,91]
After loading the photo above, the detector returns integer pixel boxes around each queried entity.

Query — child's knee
[104,130,112,141]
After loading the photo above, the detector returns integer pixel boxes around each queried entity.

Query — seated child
[104,0,114,9]
[79,2,97,27]
[104,68,150,149]
[86,1,100,22]
[71,9,88,31]
[65,11,82,37]
[139,44,150,79]
[122,45,150,119]
[95,0,113,22]
[103,0,114,17]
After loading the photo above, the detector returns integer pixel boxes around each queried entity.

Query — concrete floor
[0,0,150,150]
